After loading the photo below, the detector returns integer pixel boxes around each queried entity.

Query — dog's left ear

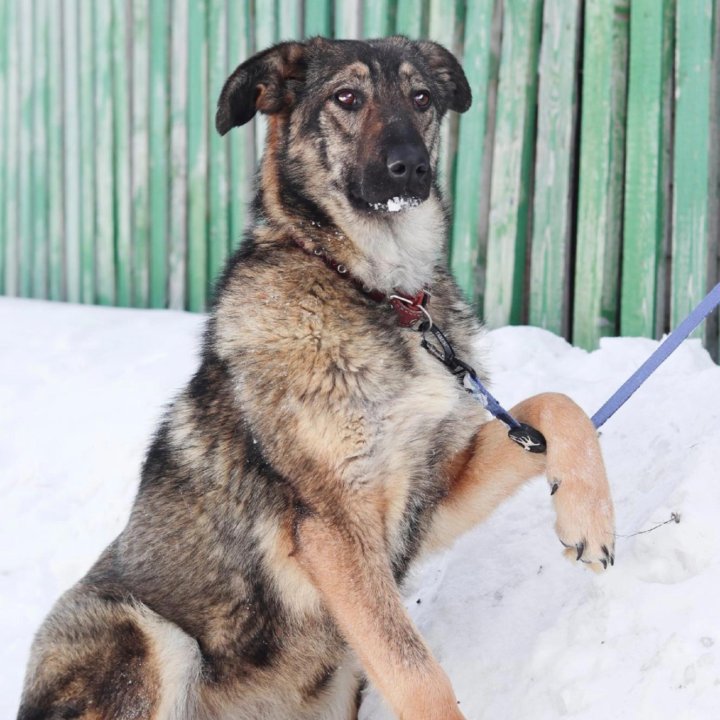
[216,41,307,135]
[416,40,472,114]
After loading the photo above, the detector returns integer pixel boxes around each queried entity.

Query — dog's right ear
[216,42,307,135]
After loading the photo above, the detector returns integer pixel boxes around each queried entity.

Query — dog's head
[216,36,471,220]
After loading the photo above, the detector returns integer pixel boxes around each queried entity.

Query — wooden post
[485,0,543,328]
[573,0,630,349]
[529,0,581,337]
[621,0,675,338]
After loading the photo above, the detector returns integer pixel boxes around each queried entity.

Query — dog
[17,36,615,720]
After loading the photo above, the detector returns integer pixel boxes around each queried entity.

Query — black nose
[386,144,430,195]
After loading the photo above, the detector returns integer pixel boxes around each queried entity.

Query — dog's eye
[413,90,431,110]
[334,89,361,109]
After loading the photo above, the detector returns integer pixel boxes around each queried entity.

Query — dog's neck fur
[256,119,446,295]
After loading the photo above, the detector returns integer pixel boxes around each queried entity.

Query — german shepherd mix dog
[18,37,615,720]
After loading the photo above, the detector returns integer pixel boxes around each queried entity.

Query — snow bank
[2,298,719,719]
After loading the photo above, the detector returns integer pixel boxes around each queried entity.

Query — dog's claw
[550,482,559,496]
[602,544,615,566]
[600,558,607,569]
[576,542,585,561]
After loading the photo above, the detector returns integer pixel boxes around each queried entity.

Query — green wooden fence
[1,0,719,357]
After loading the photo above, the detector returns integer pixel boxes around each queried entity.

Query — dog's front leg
[428,393,615,569]
[294,503,465,720]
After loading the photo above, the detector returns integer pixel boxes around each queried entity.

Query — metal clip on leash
[415,316,547,454]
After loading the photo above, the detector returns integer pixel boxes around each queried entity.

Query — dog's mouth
[348,187,426,214]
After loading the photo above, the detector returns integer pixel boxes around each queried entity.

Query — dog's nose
[386,144,430,194]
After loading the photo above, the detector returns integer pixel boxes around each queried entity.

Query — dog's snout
[386,145,430,191]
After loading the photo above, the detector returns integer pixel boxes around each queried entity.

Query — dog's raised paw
[553,475,615,572]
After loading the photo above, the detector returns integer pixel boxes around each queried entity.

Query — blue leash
[591,281,720,429]
[420,282,720,452]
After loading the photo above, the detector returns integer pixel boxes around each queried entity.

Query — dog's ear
[415,41,472,114]
[216,42,307,135]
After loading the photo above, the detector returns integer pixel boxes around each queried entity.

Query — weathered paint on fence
[528,0,580,337]
[1,0,719,359]
[573,0,629,351]
[485,0,543,328]
[671,0,713,340]
[448,0,495,307]
[621,0,675,338]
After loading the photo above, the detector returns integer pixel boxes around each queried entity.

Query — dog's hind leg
[17,585,201,720]
[294,502,466,720]
[427,392,615,569]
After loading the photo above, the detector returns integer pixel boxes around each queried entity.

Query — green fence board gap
[63,0,82,304]
[169,0,188,310]
[47,0,64,301]
[485,0,542,328]
[187,0,208,311]
[32,0,48,299]
[254,0,277,166]
[228,0,253,254]
[529,0,581,336]
[621,0,674,338]
[671,0,713,339]
[573,0,629,350]
[149,0,169,308]
[304,0,332,38]
[18,0,34,298]
[112,0,132,308]
[449,0,494,306]
[208,0,230,293]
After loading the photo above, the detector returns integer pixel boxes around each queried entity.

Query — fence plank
[112,0,132,307]
[187,0,208,311]
[485,0,543,328]
[94,0,115,305]
[573,0,629,349]
[427,0,464,196]
[47,0,64,301]
[32,0,48,299]
[2,0,19,296]
[228,0,253,252]
[621,0,674,337]
[0,0,7,296]
[449,0,495,306]
[278,0,302,39]
[132,0,150,307]
[79,2,96,303]
[208,0,230,292]
[169,0,189,310]
[712,0,720,359]
[18,0,34,298]
[149,0,169,308]
[395,0,425,37]
[63,0,82,303]
[671,0,713,339]
[529,0,581,336]
[304,0,332,38]
[335,0,361,39]
[364,0,395,37]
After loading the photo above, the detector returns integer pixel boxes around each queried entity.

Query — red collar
[290,238,431,329]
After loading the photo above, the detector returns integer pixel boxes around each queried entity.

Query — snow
[2,297,720,719]
[370,195,422,212]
